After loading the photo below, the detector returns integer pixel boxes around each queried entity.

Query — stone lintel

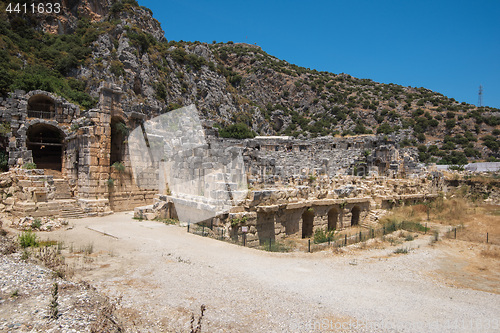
[286,202,306,210]
[256,205,279,213]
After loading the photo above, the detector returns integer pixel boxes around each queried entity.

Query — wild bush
[18,230,39,248]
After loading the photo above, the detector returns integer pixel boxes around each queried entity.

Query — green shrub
[445,119,456,129]
[377,123,394,134]
[313,229,335,244]
[0,152,8,171]
[230,216,247,227]
[110,60,125,77]
[218,123,256,139]
[23,162,37,169]
[30,218,42,230]
[10,66,96,109]
[111,161,125,172]
[482,135,499,152]
[155,218,178,225]
[394,247,409,254]
[18,230,39,248]
[383,218,428,233]
[126,29,156,53]
[114,122,129,136]
[110,0,139,14]
[260,239,291,252]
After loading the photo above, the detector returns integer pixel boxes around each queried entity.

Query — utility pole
[478,85,483,107]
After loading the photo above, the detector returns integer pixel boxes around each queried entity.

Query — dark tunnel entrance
[27,124,64,171]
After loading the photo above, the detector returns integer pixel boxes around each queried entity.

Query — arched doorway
[328,207,339,231]
[301,208,314,238]
[351,206,360,226]
[27,95,55,119]
[27,123,64,170]
[110,117,127,165]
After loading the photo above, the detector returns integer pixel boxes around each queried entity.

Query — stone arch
[27,94,55,118]
[328,207,340,231]
[110,116,127,165]
[301,208,314,238]
[27,123,65,170]
[351,205,361,226]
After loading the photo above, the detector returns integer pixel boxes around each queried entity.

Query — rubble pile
[10,216,69,231]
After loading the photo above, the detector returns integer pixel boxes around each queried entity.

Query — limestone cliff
[0,0,498,164]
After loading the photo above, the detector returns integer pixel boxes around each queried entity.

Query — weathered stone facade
[137,173,439,247]
[1,86,436,236]
[0,84,156,215]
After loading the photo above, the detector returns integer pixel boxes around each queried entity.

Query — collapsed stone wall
[444,177,500,203]
[210,134,422,187]
[137,173,439,247]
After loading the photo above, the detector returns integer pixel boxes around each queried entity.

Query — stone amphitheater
[0,84,446,246]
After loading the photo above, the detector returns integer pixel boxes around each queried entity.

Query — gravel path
[0,253,121,332]
[36,212,498,333]
[2,212,498,332]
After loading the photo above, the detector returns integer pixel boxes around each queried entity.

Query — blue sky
[138,0,500,108]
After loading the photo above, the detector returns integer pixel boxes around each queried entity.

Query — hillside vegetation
[0,0,498,164]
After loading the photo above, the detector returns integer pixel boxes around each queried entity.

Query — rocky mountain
[0,0,498,165]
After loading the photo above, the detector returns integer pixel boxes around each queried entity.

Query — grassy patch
[393,247,409,254]
[22,162,37,170]
[313,228,335,244]
[39,240,58,247]
[154,217,179,225]
[405,234,414,241]
[480,246,500,259]
[381,218,429,234]
[30,218,42,230]
[18,230,38,248]
[260,239,292,252]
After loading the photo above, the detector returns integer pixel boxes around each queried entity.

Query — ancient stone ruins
[1,85,445,246]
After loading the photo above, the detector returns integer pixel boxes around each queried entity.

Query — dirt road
[47,212,499,332]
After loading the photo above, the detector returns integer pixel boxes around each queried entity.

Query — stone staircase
[53,178,72,199]
[53,178,86,218]
[59,201,86,219]
[12,199,87,219]
[360,209,387,229]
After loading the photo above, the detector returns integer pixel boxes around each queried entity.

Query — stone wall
[0,84,158,215]
[0,87,433,221]
[0,90,79,168]
[210,134,422,188]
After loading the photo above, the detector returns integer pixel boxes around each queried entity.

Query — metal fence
[186,221,434,253]
[186,220,497,252]
[309,224,417,252]
[444,225,498,245]
[187,223,226,240]
[27,110,55,119]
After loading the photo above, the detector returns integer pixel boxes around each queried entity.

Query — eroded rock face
[39,0,114,34]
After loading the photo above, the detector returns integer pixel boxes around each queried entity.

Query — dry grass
[453,205,500,245]
[381,197,499,245]
[433,198,471,224]
[480,245,500,259]
[379,205,425,225]
[468,175,500,184]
